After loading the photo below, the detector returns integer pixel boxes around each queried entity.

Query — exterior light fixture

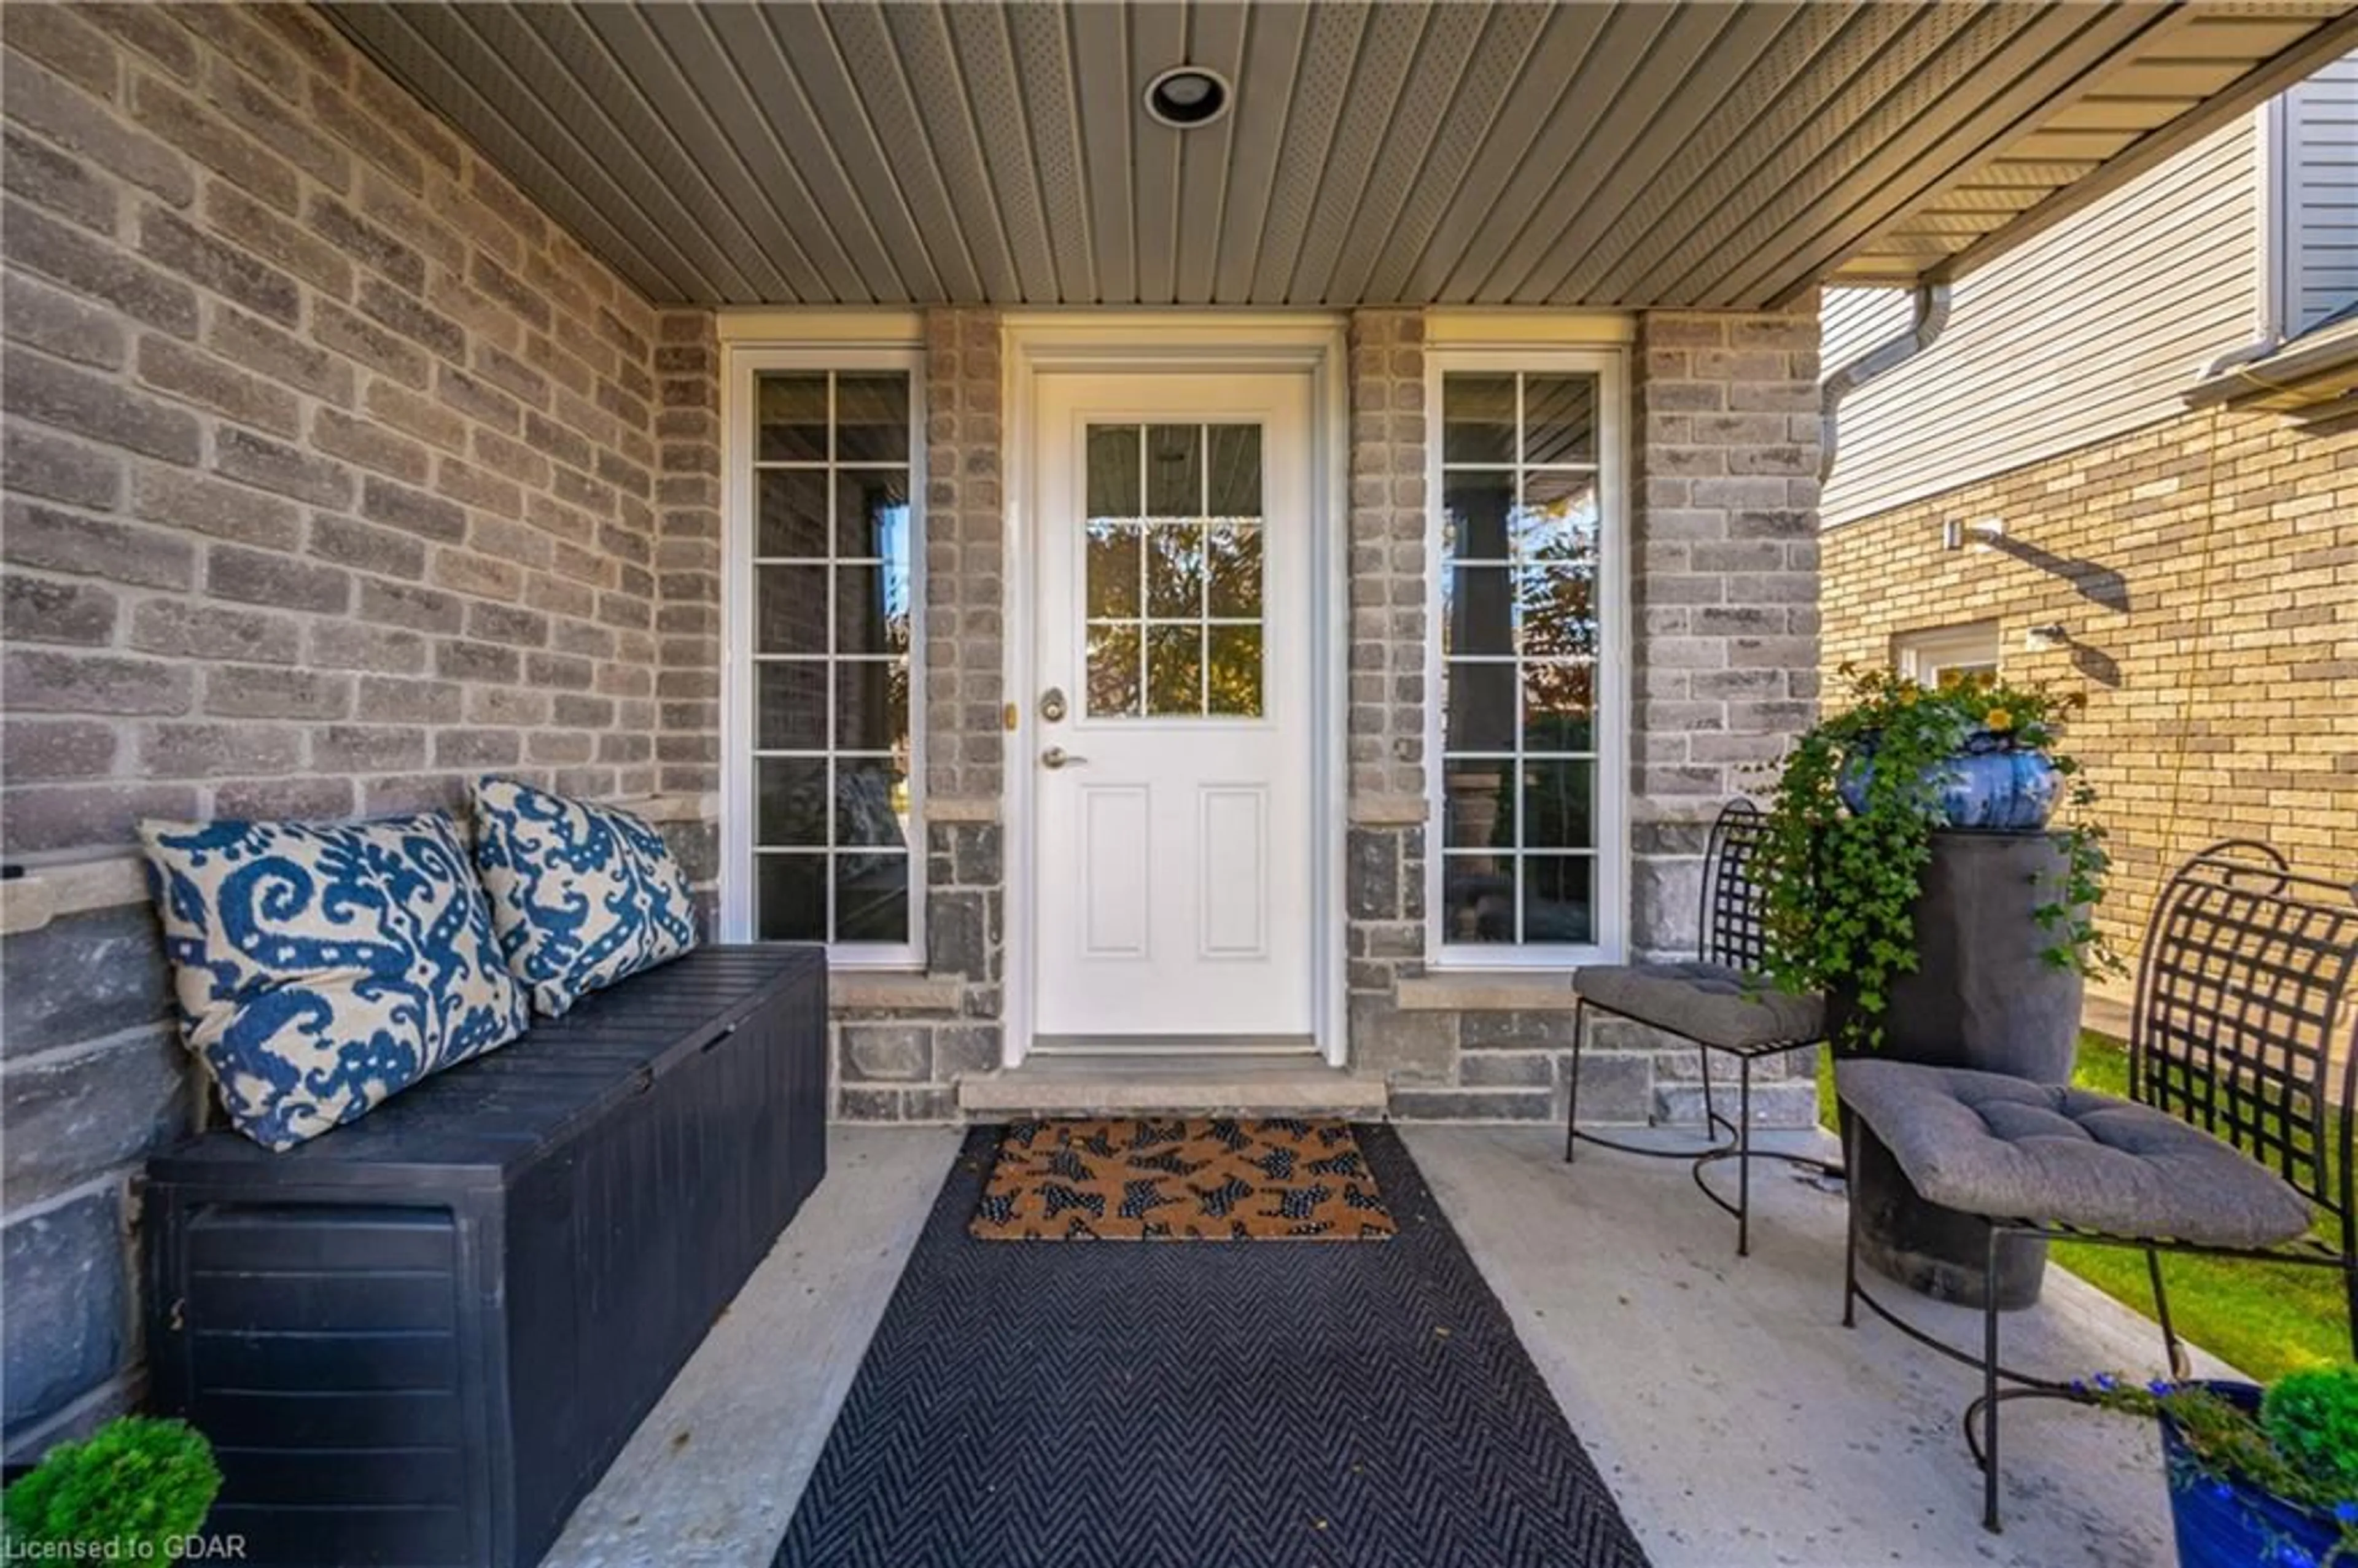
[1144,65,1232,130]
[1941,517,2006,552]
[2024,623,2069,652]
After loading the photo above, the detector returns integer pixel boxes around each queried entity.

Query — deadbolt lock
[1040,686,1068,723]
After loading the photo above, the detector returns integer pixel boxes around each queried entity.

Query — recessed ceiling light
[1144,65,1232,130]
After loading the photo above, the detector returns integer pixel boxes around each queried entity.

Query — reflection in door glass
[1088,425,1142,516]
[1146,424,1204,515]
[1146,624,1205,716]
[1208,424,1263,514]
[1205,526,1262,618]
[1083,422,1266,719]
[1086,624,1142,717]
[1146,524,1206,618]
[1086,522,1143,618]
[1206,626,1263,716]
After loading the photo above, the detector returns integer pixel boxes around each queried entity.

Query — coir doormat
[970,1117,1396,1240]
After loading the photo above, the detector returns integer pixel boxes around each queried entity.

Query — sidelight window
[1433,363,1621,958]
[744,367,920,949]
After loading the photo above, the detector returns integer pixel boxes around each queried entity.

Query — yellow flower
[1985,708,2015,732]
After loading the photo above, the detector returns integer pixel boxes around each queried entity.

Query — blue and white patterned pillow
[141,812,531,1151]
[470,778,699,1017]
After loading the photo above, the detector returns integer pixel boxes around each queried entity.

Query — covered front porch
[6,1,2354,1562]
[299,0,2358,1123]
[549,1124,2229,1568]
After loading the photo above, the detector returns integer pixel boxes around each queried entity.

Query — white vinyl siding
[1822,114,2260,527]
[2279,52,2358,336]
[1819,285,1915,375]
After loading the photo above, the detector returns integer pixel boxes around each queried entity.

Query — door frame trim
[1002,313,1350,1068]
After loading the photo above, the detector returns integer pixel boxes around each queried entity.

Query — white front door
[1031,371,1315,1043]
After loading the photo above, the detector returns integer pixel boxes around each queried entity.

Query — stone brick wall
[1339,310,1448,1093]
[827,308,1006,1120]
[0,2,715,1453]
[1628,308,1824,952]
[651,309,723,898]
[919,308,1006,809]
[1337,305,1824,1127]
[1344,309,1430,815]
[1823,402,2358,964]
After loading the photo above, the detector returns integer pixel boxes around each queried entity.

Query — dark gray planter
[1843,829,2084,1310]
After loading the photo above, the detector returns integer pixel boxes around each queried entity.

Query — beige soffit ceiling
[319,1,2358,309]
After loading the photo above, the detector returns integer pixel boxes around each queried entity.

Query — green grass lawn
[1818,1033,2351,1381]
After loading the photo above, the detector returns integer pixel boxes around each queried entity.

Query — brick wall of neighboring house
[1822,403,2358,969]
[0,2,718,1454]
[1334,305,1824,1130]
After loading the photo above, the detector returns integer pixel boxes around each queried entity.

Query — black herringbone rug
[774,1125,1651,1568]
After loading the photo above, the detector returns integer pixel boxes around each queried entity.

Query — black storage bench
[143,944,828,1568]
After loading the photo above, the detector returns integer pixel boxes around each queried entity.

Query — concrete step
[958,1052,1388,1119]
[1651,1080,1820,1131]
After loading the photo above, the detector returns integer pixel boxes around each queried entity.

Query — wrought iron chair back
[1840,839,2358,1536]
[1566,796,1832,1258]
[2130,839,2358,1232]
[1698,799,1772,972]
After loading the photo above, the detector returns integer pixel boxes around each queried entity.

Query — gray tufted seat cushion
[1573,961,1824,1050]
[1836,1060,2314,1249]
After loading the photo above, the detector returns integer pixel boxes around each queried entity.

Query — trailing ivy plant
[1750,663,2114,1047]
[2079,1367,2358,1566]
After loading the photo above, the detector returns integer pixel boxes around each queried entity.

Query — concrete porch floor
[545,1125,2220,1568]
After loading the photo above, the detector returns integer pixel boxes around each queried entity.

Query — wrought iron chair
[1836,840,2358,1533]
[1566,799,1831,1256]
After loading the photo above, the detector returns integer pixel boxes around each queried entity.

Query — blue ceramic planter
[2159,1383,2341,1568]
[1838,741,2061,829]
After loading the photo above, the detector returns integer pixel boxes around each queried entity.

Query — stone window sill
[0,856,148,935]
[830,971,965,1012]
[1393,973,1579,1012]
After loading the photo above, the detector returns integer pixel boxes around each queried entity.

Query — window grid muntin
[1084,421,1266,719]
[1440,370,1602,947]
[748,368,916,947]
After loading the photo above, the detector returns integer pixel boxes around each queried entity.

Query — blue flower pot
[2159,1382,2341,1568]
[1837,742,2061,829]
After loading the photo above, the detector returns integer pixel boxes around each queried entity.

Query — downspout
[1819,282,1952,479]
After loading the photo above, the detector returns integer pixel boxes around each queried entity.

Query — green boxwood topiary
[2265,1365,2358,1502]
[1,1416,220,1563]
